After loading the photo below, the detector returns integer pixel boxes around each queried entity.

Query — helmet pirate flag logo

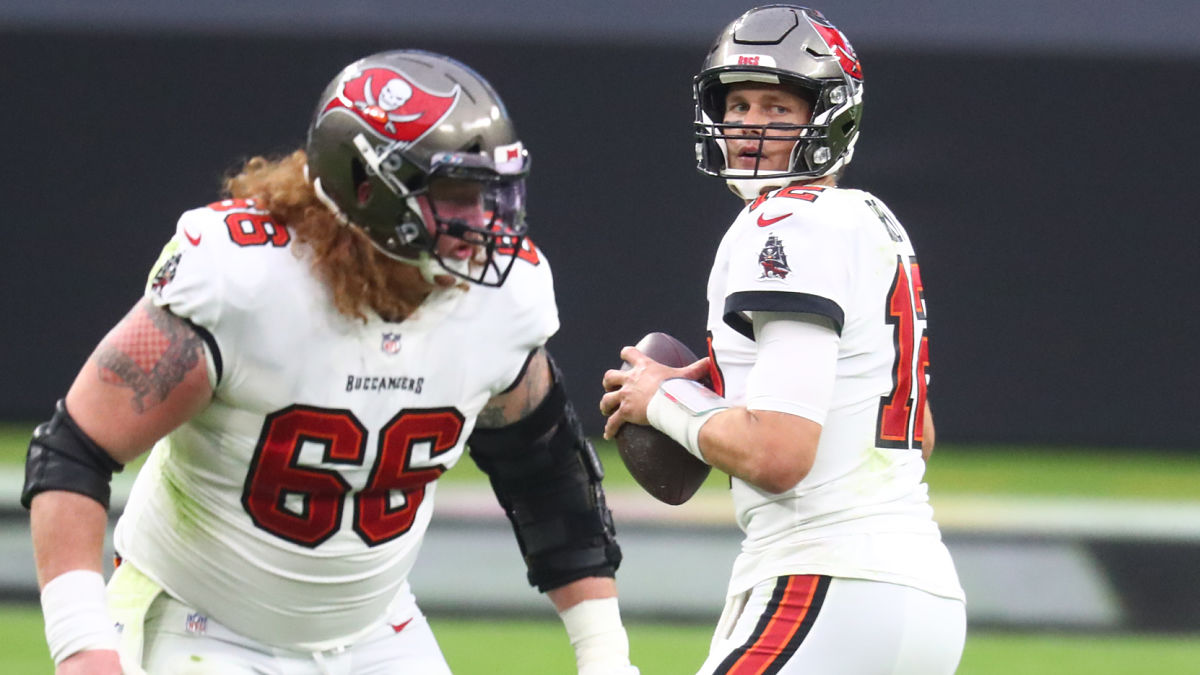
[323,67,459,143]
[803,10,863,80]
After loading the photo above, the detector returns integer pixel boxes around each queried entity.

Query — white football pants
[697,575,965,675]
[133,585,451,674]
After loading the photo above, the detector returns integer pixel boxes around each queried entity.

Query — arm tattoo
[476,347,553,429]
[95,301,203,414]
[474,405,507,429]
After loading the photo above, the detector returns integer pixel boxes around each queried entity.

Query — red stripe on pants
[724,575,821,675]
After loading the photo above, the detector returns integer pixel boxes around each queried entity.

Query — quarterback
[25,51,637,674]
[601,6,965,674]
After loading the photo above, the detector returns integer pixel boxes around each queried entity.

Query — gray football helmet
[306,50,530,286]
[694,5,864,199]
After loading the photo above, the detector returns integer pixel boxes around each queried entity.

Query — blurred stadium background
[1,1,1197,672]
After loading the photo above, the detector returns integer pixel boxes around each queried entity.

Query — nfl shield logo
[381,332,402,355]
[185,612,208,634]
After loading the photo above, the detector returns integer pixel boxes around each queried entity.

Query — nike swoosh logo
[390,619,413,634]
[184,229,202,246]
[757,213,790,227]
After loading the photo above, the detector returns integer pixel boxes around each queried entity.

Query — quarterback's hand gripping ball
[614,333,712,505]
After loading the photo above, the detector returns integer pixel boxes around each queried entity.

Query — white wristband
[559,598,638,675]
[646,378,730,463]
[41,570,118,664]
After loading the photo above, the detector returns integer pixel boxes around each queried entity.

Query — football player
[25,50,637,674]
[601,6,966,673]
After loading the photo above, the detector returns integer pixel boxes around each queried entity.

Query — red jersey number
[206,199,290,247]
[747,185,826,212]
[224,212,290,247]
[876,256,928,449]
[354,409,463,546]
[243,405,463,548]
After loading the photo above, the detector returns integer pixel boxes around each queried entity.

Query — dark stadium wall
[2,30,1197,449]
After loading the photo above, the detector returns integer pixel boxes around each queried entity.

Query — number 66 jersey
[114,199,557,651]
[705,185,964,603]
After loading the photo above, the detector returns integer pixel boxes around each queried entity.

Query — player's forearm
[688,315,828,492]
[550,577,636,675]
[31,491,121,668]
[638,376,820,494]
[697,407,819,494]
[30,491,110,588]
[547,576,619,612]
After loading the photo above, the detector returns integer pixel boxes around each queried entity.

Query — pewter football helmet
[694,5,864,198]
[306,50,529,286]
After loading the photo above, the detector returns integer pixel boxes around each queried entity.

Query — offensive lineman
[25,50,637,674]
[601,6,965,674]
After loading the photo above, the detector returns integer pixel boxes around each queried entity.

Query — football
[614,332,713,505]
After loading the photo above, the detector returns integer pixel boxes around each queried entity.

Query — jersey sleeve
[488,242,560,393]
[143,207,234,387]
[143,203,286,390]
[145,208,227,326]
[722,198,856,340]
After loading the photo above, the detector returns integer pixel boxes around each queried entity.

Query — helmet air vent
[733,7,799,45]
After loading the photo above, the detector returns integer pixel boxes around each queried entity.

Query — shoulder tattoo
[95,300,203,414]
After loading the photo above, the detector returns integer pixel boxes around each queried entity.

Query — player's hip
[115,495,428,649]
[117,571,448,674]
[699,575,965,675]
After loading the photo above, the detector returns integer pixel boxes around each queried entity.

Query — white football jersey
[115,198,559,650]
[706,185,964,602]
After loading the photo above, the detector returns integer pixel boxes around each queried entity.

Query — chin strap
[723,169,844,200]
[386,250,444,285]
[724,174,792,200]
[309,175,351,227]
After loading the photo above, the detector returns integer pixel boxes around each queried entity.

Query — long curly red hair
[222,150,440,322]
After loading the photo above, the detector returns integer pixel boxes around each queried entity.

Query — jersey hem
[723,290,845,338]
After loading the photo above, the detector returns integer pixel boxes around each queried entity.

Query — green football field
[3,422,1199,673]
[4,603,1200,674]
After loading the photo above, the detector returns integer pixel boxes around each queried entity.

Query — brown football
[614,332,713,505]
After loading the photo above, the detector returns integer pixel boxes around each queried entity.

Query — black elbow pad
[21,400,124,510]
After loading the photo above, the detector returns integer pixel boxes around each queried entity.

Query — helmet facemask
[695,68,859,199]
[418,152,529,287]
